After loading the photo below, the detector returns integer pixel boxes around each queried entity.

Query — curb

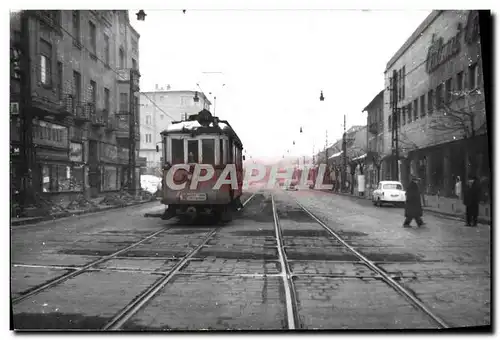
[10,199,157,227]
[313,189,491,225]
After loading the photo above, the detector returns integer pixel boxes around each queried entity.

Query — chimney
[166,84,171,90]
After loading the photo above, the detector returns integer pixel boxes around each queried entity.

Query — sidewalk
[313,188,491,225]
[10,199,156,227]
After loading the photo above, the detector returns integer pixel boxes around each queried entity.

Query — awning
[352,153,367,161]
[328,151,343,159]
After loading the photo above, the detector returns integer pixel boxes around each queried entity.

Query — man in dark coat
[463,175,481,226]
[403,176,425,228]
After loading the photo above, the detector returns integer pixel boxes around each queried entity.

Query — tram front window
[171,139,184,164]
[202,139,215,164]
[188,140,199,163]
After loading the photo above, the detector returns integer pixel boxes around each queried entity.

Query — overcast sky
[130,9,431,163]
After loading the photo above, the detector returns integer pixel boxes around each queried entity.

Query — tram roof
[160,112,243,148]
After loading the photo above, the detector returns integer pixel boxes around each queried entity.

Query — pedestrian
[455,176,462,200]
[403,176,426,228]
[463,175,481,226]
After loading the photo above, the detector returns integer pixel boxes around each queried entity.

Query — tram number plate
[182,193,207,201]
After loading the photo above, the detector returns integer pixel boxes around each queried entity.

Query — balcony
[31,94,72,118]
[116,68,141,92]
[368,122,378,135]
[105,115,118,132]
[73,102,91,123]
[91,111,106,128]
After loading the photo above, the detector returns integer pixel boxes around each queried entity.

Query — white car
[372,181,406,207]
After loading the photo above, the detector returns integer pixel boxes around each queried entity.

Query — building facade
[10,10,143,211]
[382,10,488,199]
[362,90,385,193]
[139,89,211,175]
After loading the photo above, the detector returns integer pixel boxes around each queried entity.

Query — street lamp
[136,10,147,21]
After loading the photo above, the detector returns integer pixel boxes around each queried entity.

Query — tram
[157,109,244,222]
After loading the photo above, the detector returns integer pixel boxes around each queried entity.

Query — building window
[132,58,137,70]
[420,95,426,117]
[119,48,125,69]
[42,164,84,192]
[120,92,128,111]
[89,80,97,107]
[72,11,80,44]
[428,89,434,114]
[89,21,96,54]
[104,34,110,65]
[400,66,405,100]
[389,77,393,108]
[469,63,479,89]
[146,134,152,143]
[457,71,464,92]
[188,140,199,162]
[40,39,52,86]
[104,88,110,118]
[436,83,444,108]
[57,61,63,100]
[413,99,418,121]
[407,103,412,123]
[73,71,81,103]
[146,115,152,125]
[181,96,192,106]
[401,107,406,126]
[445,78,452,103]
[388,115,392,131]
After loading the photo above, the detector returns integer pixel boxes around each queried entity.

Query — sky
[129,8,431,163]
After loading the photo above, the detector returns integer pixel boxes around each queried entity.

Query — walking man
[464,175,481,226]
[403,176,426,228]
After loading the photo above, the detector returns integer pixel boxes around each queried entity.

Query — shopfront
[101,143,122,192]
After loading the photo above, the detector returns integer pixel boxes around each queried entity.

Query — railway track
[273,192,450,329]
[12,193,257,310]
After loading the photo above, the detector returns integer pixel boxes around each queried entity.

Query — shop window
[202,139,215,164]
[445,78,452,103]
[413,99,418,121]
[468,63,479,89]
[407,103,412,123]
[171,139,184,164]
[41,164,83,192]
[187,140,199,163]
[420,95,426,117]
[456,71,464,92]
[102,166,118,191]
[428,89,434,114]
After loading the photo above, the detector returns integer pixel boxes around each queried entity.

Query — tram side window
[187,140,199,163]
[224,139,230,163]
[219,139,224,165]
[171,139,184,164]
[202,139,215,164]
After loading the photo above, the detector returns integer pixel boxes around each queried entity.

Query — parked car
[372,181,406,207]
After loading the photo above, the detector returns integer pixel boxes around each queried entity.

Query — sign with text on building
[70,142,83,163]
[32,120,69,149]
[426,23,462,74]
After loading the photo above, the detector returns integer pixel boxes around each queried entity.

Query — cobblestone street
[11,188,491,330]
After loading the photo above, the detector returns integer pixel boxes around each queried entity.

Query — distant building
[139,88,211,174]
[382,10,487,198]
[362,89,384,192]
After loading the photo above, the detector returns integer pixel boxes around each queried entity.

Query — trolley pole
[19,10,37,213]
[128,68,139,194]
[391,70,399,181]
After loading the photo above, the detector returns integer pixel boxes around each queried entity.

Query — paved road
[11,188,490,330]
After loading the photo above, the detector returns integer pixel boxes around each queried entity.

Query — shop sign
[426,23,462,74]
[32,120,69,149]
[101,143,118,163]
[70,142,83,162]
[36,147,69,161]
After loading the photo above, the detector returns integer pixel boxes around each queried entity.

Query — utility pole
[342,114,347,192]
[128,68,140,194]
[391,69,399,181]
[324,130,329,164]
[19,10,36,214]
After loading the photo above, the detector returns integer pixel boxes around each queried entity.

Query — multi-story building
[10,10,143,210]
[382,10,488,198]
[139,88,211,175]
[362,90,384,192]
